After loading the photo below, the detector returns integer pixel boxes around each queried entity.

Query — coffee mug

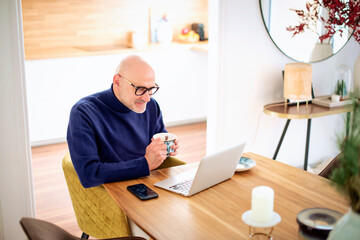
[153,133,177,156]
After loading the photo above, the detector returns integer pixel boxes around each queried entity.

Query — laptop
[154,142,246,197]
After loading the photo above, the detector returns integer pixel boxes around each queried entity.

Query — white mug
[153,133,177,156]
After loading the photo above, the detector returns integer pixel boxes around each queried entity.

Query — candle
[251,186,274,222]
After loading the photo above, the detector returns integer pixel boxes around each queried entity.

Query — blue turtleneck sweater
[67,85,166,188]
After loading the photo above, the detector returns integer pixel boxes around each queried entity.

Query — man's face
[113,72,156,113]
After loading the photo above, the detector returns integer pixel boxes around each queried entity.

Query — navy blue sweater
[67,85,166,188]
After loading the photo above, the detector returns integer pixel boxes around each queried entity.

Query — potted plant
[327,101,360,239]
[334,79,348,100]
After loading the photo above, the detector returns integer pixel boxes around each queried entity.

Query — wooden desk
[264,102,352,170]
[104,153,348,240]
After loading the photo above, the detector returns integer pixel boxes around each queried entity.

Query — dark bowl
[296,208,343,240]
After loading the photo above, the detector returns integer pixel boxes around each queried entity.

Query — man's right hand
[145,138,167,170]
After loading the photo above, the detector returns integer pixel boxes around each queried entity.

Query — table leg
[273,119,291,160]
[304,119,312,171]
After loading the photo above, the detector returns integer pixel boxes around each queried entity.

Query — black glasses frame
[118,73,159,96]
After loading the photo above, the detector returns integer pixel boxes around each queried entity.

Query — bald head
[112,55,156,113]
[115,55,155,83]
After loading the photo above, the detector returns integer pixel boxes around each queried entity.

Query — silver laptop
[154,142,246,197]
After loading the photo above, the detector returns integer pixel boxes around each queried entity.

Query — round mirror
[260,0,353,63]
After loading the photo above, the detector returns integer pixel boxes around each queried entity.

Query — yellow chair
[62,152,130,239]
[62,152,185,239]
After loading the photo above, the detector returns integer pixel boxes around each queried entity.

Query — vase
[310,43,333,62]
[327,208,360,240]
[157,16,173,44]
[353,53,360,98]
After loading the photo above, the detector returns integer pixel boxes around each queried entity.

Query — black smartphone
[127,183,158,201]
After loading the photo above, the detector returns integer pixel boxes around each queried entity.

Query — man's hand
[169,139,180,156]
[145,138,167,170]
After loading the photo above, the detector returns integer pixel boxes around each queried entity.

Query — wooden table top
[264,102,352,119]
[104,153,348,240]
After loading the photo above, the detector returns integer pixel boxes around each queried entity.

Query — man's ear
[113,74,120,87]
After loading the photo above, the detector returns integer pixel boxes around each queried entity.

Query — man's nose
[141,91,151,102]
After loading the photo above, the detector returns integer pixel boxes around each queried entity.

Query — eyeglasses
[118,74,160,96]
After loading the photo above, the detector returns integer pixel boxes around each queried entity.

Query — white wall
[207,0,360,168]
[0,0,35,239]
[26,50,208,145]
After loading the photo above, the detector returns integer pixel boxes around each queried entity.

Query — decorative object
[259,0,352,63]
[327,101,360,239]
[296,208,343,240]
[333,64,352,100]
[309,43,333,62]
[150,7,173,44]
[312,96,356,108]
[251,186,274,222]
[284,63,313,111]
[242,186,281,239]
[331,94,340,103]
[156,14,173,44]
[328,208,360,239]
[286,0,360,44]
[286,0,360,97]
[335,80,348,98]
[313,64,355,107]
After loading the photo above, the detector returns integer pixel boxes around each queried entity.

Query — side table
[263,102,352,170]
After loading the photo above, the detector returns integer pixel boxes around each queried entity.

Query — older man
[67,55,181,188]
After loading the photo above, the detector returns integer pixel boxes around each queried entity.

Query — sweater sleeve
[67,107,150,188]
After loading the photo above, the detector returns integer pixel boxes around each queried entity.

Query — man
[67,55,181,188]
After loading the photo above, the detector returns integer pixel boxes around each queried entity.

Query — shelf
[24,41,208,60]
[263,102,353,119]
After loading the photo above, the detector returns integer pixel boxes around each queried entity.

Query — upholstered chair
[318,153,341,179]
[62,153,130,239]
[62,152,185,239]
[20,217,146,240]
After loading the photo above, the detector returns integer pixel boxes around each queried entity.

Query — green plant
[287,0,360,45]
[335,79,348,97]
[331,101,360,213]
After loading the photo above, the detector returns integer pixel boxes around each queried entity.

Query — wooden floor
[31,121,206,238]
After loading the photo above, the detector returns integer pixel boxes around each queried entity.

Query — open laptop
[154,142,246,197]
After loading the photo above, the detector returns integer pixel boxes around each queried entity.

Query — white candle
[251,186,274,222]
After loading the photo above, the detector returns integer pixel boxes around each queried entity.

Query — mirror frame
[259,0,353,63]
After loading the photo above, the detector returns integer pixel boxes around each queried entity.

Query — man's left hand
[169,139,180,156]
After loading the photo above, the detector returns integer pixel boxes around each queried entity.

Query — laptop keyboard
[169,178,194,194]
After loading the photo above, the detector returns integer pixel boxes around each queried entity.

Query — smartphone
[127,183,159,201]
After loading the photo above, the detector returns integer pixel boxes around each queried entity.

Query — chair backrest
[318,153,341,179]
[20,217,147,240]
[20,217,79,240]
[62,153,130,239]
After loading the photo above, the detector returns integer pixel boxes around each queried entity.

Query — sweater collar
[102,84,131,113]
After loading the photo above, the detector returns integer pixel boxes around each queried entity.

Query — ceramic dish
[236,157,256,172]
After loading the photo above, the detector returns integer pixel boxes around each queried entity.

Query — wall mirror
[260,0,353,63]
